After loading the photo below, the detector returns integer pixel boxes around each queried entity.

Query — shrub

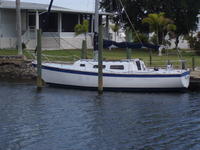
[186,32,200,55]
[22,43,26,50]
[133,32,149,43]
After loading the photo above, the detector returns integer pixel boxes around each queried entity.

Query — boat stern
[181,70,190,88]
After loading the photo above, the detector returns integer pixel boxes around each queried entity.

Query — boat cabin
[73,59,146,73]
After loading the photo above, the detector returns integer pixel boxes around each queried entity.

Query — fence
[145,56,200,71]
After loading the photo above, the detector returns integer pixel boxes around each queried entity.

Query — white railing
[22,26,36,44]
[22,30,30,44]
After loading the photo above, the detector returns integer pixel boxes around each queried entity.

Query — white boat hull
[40,64,190,90]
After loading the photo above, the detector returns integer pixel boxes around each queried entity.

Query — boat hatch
[110,65,124,70]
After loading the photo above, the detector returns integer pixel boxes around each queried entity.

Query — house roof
[0,1,111,15]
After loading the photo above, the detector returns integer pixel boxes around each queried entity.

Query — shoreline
[0,56,36,80]
[0,56,199,91]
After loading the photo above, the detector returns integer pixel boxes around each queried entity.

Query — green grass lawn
[0,48,199,68]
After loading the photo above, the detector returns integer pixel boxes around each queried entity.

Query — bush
[150,34,157,45]
[186,32,200,55]
[22,43,26,50]
[133,32,149,43]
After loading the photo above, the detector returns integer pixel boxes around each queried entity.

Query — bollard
[149,49,152,67]
[192,56,195,71]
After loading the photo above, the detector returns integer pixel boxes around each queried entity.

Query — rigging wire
[116,0,143,44]
[48,0,54,13]
[48,32,94,59]
[115,0,127,42]
[48,32,81,59]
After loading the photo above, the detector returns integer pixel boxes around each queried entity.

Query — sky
[9,0,95,11]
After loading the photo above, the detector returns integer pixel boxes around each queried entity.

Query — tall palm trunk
[175,35,179,49]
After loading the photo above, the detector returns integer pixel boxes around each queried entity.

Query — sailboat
[33,0,190,91]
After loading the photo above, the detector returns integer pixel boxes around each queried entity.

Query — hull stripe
[37,65,190,78]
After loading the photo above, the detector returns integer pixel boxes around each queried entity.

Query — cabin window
[93,65,106,69]
[80,64,85,67]
[136,61,141,70]
[110,65,124,70]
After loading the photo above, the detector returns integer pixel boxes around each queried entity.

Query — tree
[110,24,120,41]
[147,0,200,48]
[186,32,200,55]
[142,13,176,45]
[101,0,149,33]
[74,20,89,59]
[165,0,200,48]
[74,20,89,41]
[142,13,176,55]
[101,0,200,48]
[16,0,23,55]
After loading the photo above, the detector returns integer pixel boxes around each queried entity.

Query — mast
[93,0,99,60]
[16,0,22,55]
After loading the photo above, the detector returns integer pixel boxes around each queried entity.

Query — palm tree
[142,13,176,55]
[74,20,89,59]
[110,24,120,41]
[74,20,89,41]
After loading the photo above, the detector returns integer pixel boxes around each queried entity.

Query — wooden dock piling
[36,29,43,89]
[192,56,195,71]
[149,49,152,67]
[98,24,103,94]
[190,70,200,89]
[126,29,132,59]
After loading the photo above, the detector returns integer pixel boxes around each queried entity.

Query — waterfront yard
[0,48,200,68]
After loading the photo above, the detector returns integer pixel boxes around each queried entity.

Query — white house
[0,0,111,50]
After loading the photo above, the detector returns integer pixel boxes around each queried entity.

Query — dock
[190,70,200,89]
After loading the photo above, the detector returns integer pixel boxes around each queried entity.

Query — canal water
[0,81,200,150]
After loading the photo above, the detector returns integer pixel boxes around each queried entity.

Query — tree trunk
[157,30,162,56]
[82,33,87,59]
[156,31,159,46]
[81,40,87,59]
[158,47,162,56]
[175,35,180,49]
[16,0,23,55]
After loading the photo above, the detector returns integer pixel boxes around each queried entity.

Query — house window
[28,14,36,27]
[62,13,78,32]
[110,65,124,70]
[39,13,58,32]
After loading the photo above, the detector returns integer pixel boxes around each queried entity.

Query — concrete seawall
[0,56,36,80]
[190,71,200,89]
